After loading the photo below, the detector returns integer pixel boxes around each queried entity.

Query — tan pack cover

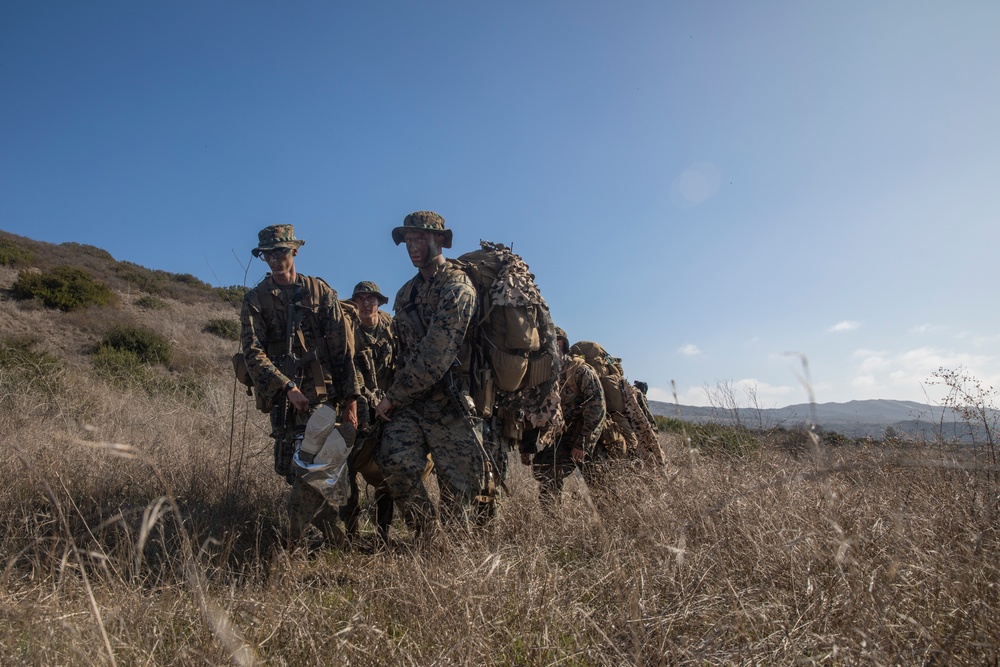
[451,242,556,400]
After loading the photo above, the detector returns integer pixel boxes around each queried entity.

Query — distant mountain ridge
[648,398,975,440]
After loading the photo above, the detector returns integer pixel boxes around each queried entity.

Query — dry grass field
[0,240,998,665]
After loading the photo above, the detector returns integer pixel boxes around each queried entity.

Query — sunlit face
[262,246,295,275]
[403,230,443,268]
[354,293,380,326]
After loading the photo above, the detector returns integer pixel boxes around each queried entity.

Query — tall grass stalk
[0,281,998,664]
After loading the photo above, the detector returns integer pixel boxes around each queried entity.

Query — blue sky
[2,1,998,408]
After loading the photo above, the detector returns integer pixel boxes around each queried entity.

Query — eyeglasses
[262,247,292,260]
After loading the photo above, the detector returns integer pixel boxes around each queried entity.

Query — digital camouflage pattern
[351,280,389,305]
[240,272,361,542]
[599,372,638,457]
[391,210,453,248]
[531,354,607,503]
[378,260,485,528]
[240,274,359,406]
[624,383,665,464]
[378,401,486,527]
[385,262,475,410]
[341,302,396,540]
[557,355,607,454]
[477,241,564,442]
[251,224,305,258]
[633,383,658,431]
[348,307,395,413]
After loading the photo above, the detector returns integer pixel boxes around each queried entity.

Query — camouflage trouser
[376,396,486,532]
[532,436,612,506]
[340,424,394,543]
[271,405,345,545]
[287,478,346,545]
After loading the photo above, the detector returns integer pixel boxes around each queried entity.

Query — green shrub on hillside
[115,261,170,295]
[59,242,115,262]
[92,345,203,400]
[98,324,171,365]
[654,415,678,432]
[12,265,117,311]
[172,273,212,290]
[215,284,248,305]
[0,239,35,267]
[657,417,759,454]
[135,295,168,310]
[115,261,216,301]
[91,345,147,385]
[203,318,240,341]
[0,336,64,396]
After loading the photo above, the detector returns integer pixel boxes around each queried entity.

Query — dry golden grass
[1,270,998,665]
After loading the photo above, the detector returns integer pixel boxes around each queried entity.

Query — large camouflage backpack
[450,241,563,442]
[568,340,635,456]
[568,341,628,414]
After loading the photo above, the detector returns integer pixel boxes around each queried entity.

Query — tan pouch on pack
[602,376,626,413]
[503,305,540,351]
[473,367,495,418]
[490,347,529,392]
[524,352,553,389]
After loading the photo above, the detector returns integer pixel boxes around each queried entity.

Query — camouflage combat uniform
[531,354,607,503]
[377,260,485,530]
[632,382,658,432]
[628,381,665,464]
[241,270,360,543]
[340,288,396,541]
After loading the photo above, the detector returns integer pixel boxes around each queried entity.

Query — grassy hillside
[0,231,997,665]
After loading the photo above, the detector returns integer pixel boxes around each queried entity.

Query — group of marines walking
[239,211,662,548]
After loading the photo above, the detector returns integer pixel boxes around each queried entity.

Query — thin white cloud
[851,375,877,388]
[692,378,797,409]
[734,379,794,405]
[846,346,999,403]
[647,386,675,403]
[829,321,861,333]
[679,344,702,357]
[858,353,889,372]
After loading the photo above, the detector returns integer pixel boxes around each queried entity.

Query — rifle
[268,284,330,479]
[443,363,509,496]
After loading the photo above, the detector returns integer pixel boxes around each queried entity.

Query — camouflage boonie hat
[391,210,453,248]
[351,280,389,305]
[252,224,305,258]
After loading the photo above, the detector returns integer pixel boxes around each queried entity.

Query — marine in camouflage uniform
[525,328,608,504]
[627,380,665,464]
[374,211,486,533]
[632,381,657,431]
[240,225,361,545]
[340,281,396,543]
